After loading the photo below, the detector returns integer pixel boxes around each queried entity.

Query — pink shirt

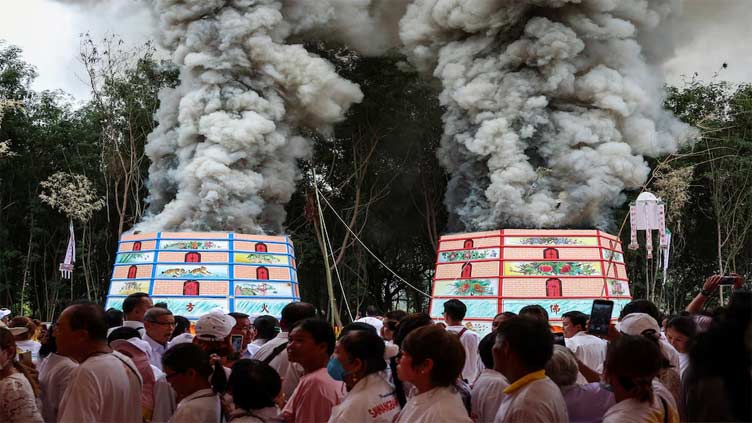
[283,367,345,423]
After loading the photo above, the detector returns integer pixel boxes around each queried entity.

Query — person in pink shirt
[283,319,344,423]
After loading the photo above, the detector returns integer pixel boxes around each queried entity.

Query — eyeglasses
[148,320,176,327]
[164,370,184,381]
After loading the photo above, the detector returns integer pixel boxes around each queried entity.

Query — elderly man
[144,307,175,369]
[56,302,142,422]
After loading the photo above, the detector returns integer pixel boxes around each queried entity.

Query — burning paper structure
[105,232,299,319]
[628,192,668,259]
[430,229,632,335]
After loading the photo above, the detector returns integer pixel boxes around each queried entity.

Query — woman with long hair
[0,326,44,423]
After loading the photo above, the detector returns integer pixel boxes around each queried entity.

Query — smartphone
[587,299,614,336]
[553,332,566,346]
[720,275,736,285]
[231,335,243,352]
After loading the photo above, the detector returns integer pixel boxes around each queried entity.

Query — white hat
[195,311,236,341]
[0,308,10,320]
[620,313,660,336]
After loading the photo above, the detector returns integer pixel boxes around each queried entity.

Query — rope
[316,188,432,298]
[315,186,354,321]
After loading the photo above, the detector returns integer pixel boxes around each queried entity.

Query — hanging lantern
[628,192,667,259]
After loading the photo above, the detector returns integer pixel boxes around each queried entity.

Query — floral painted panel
[234,253,289,265]
[504,261,601,276]
[433,279,498,296]
[109,280,151,296]
[116,252,155,264]
[602,249,624,263]
[160,240,228,250]
[438,248,500,263]
[607,279,631,296]
[506,237,596,246]
[234,282,294,297]
[430,299,498,319]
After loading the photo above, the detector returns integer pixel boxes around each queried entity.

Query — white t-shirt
[471,368,508,423]
[253,332,303,400]
[565,331,608,373]
[168,388,221,423]
[145,333,167,370]
[123,320,146,337]
[328,372,400,423]
[15,339,41,363]
[151,365,177,423]
[446,325,482,382]
[58,351,143,423]
[355,316,384,336]
[246,338,267,358]
[494,373,568,423]
[396,386,472,423]
[677,352,689,380]
[37,352,78,423]
[659,339,681,371]
[230,406,282,423]
[603,380,679,423]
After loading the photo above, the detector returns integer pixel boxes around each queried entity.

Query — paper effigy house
[105,232,300,319]
[429,229,632,335]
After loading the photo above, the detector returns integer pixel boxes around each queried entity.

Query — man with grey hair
[144,307,175,369]
[545,345,614,423]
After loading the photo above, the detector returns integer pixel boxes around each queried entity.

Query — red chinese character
[550,304,560,314]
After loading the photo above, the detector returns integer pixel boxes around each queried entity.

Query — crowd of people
[0,273,749,422]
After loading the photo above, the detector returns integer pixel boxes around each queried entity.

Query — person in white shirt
[144,307,176,370]
[248,315,279,357]
[162,343,223,423]
[471,333,508,423]
[253,302,315,400]
[664,315,695,379]
[0,326,44,423]
[228,312,255,359]
[9,317,42,364]
[226,358,282,422]
[121,292,153,337]
[56,302,143,423]
[602,335,679,423]
[355,306,385,336]
[493,316,568,423]
[562,310,608,373]
[395,325,472,423]
[328,329,400,422]
[442,299,482,383]
[37,327,78,423]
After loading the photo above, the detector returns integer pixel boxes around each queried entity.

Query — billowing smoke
[134,0,363,234]
[63,0,694,233]
[399,0,696,230]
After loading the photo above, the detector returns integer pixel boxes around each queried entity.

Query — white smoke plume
[134,0,363,234]
[399,0,697,230]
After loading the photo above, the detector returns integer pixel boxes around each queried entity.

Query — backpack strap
[456,327,468,339]
[262,342,289,366]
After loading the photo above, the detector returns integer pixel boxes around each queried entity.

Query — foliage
[38,172,105,222]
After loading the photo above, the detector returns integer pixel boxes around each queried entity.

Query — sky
[0,0,751,102]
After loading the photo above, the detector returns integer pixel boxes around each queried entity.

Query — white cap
[620,313,660,336]
[195,311,236,341]
[0,308,10,320]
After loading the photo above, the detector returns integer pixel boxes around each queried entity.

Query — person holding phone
[562,310,607,374]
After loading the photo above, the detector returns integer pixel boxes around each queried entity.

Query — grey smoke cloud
[49,0,701,234]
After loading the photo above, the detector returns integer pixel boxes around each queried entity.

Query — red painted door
[132,241,142,251]
[461,263,472,278]
[543,248,559,260]
[127,265,138,279]
[463,239,474,249]
[183,280,200,296]
[185,252,201,263]
[257,267,270,280]
[546,278,562,297]
[255,243,268,253]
